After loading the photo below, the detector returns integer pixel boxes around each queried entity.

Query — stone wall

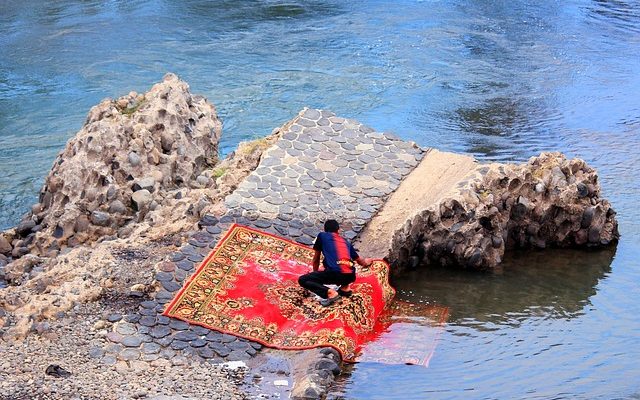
[388,152,619,271]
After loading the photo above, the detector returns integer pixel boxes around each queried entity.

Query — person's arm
[355,256,373,267]
[349,241,372,267]
[312,249,321,272]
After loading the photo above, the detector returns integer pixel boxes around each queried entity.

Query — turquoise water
[1,1,639,398]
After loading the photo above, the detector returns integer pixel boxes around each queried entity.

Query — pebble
[170,340,189,350]
[122,335,143,347]
[209,343,231,358]
[139,316,157,327]
[137,327,151,337]
[119,348,141,361]
[190,339,207,348]
[125,313,141,323]
[174,331,198,342]
[155,335,174,347]
[138,306,155,316]
[142,342,161,354]
[150,325,171,339]
[169,320,190,331]
[197,347,215,358]
[89,347,105,359]
[155,272,173,282]
[175,260,194,271]
[171,356,188,366]
[107,313,123,323]
[190,326,211,336]
[161,280,181,292]
[101,355,117,366]
[106,331,124,343]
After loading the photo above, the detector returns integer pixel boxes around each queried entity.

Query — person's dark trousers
[298,271,356,299]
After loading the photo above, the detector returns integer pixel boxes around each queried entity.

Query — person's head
[324,219,340,233]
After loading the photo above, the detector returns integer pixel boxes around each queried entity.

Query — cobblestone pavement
[96,108,425,390]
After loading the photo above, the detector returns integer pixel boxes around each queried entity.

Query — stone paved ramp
[222,108,424,243]
[97,108,427,397]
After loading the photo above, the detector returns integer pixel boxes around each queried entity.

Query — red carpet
[163,224,396,361]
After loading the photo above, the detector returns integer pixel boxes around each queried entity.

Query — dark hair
[324,219,340,233]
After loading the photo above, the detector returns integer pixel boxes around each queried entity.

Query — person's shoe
[337,288,352,297]
[320,295,341,307]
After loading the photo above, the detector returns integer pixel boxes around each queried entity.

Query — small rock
[141,342,161,354]
[94,320,110,330]
[161,133,175,153]
[122,336,143,348]
[134,177,156,192]
[132,390,148,399]
[33,321,51,335]
[129,283,147,294]
[149,325,171,339]
[88,347,105,359]
[108,200,127,214]
[115,322,138,335]
[101,355,117,366]
[128,152,141,166]
[118,348,141,361]
[171,355,188,366]
[125,313,141,323]
[132,190,152,211]
[139,316,157,327]
[106,186,117,200]
[198,215,218,227]
[304,386,322,398]
[117,98,129,109]
[169,319,190,330]
[107,313,123,323]
[577,183,589,197]
[90,211,111,227]
[74,215,91,233]
[0,236,11,255]
[31,203,43,214]
[315,358,340,375]
[106,331,124,343]
[195,175,210,187]
[16,220,36,236]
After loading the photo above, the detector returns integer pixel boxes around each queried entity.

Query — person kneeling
[298,219,372,307]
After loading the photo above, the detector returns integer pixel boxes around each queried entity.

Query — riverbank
[0,75,618,399]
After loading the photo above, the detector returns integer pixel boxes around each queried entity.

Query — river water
[1,1,639,398]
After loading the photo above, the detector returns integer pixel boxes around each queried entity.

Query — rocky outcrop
[388,152,619,270]
[3,73,222,261]
[0,74,622,400]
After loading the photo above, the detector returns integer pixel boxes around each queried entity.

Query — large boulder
[12,73,222,255]
[389,152,619,270]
